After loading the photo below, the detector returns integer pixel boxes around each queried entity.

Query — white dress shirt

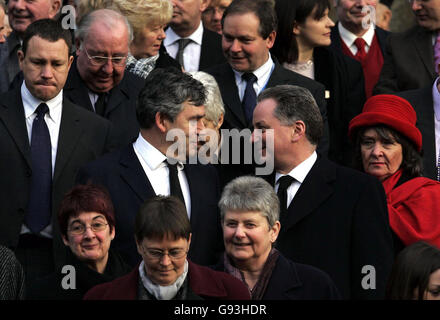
[232,55,275,102]
[164,22,204,72]
[133,133,191,218]
[432,77,440,166]
[338,22,375,55]
[21,81,63,238]
[275,152,317,210]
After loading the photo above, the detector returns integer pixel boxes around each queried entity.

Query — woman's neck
[232,250,271,289]
[86,254,109,274]
[296,46,314,63]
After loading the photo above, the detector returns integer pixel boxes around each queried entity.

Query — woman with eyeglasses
[84,196,250,300]
[26,184,131,300]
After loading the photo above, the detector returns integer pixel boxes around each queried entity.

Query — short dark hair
[257,84,323,146]
[272,0,331,64]
[221,0,277,39]
[21,19,73,57]
[352,126,423,179]
[136,68,206,129]
[58,184,116,237]
[134,196,191,242]
[386,241,440,300]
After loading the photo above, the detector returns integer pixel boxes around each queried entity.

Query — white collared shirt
[233,55,274,102]
[164,22,204,72]
[338,22,375,56]
[275,152,317,209]
[133,133,191,218]
[21,81,63,238]
[432,78,440,165]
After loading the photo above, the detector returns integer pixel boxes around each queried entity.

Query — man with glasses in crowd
[64,8,145,147]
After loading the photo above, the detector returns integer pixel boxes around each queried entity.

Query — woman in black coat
[272,0,365,166]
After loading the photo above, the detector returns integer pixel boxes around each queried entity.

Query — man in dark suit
[77,68,222,268]
[330,0,389,98]
[64,9,144,148]
[0,19,115,284]
[374,0,440,94]
[163,0,225,71]
[252,85,394,299]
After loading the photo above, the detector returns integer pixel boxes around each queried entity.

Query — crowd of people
[1,0,440,301]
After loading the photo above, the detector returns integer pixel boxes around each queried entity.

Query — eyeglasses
[82,46,127,66]
[203,6,227,16]
[141,247,188,260]
[408,0,430,4]
[68,221,109,235]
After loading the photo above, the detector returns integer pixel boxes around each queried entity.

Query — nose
[41,64,54,79]
[158,28,166,40]
[229,39,241,53]
[101,58,114,74]
[327,17,335,28]
[411,0,422,11]
[213,9,223,21]
[159,253,172,266]
[234,224,246,239]
[83,226,96,239]
[371,142,384,157]
[197,118,205,134]
[12,0,26,10]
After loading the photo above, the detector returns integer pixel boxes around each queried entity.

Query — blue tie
[26,103,52,234]
[242,72,258,125]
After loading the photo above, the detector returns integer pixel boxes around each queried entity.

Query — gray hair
[187,71,225,126]
[257,85,323,146]
[218,176,279,228]
[136,68,206,129]
[75,8,133,46]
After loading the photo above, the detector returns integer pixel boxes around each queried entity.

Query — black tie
[26,103,52,233]
[166,160,186,207]
[242,72,258,125]
[277,175,295,219]
[94,93,107,116]
[176,38,192,70]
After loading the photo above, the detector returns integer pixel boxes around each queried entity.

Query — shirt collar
[432,77,440,121]
[21,81,63,124]
[233,54,274,86]
[164,22,204,46]
[275,151,317,185]
[338,22,375,47]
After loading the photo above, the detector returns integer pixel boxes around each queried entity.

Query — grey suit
[0,32,21,94]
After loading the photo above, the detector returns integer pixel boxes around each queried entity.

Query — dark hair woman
[272,0,365,166]
[348,94,440,254]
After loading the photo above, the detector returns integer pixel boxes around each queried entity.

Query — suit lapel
[183,164,198,227]
[280,157,335,233]
[119,145,155,202]
[0,89,32,169]
[64,61,95,112]
[105,85,123,117]
[199,29,210,71]
[413,27,435,77]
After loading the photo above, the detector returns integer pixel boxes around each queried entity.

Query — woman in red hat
[348,94,440,254]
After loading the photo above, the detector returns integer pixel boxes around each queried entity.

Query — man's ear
[155,112,171,133]
[200,0,209,13]
[62,234,69,246]
[266,30,276,49]
[49,0,62,19]
[292,120,306,141]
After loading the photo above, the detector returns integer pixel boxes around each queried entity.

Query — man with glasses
[64,8,145,147]
[374,0,440,93]
[202,0,232,35]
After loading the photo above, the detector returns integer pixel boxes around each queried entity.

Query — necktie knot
[354,38,366,51]
[35,103,49,118]
[242,72,257,83]
[165,159,186,207]
[277,175,295,190]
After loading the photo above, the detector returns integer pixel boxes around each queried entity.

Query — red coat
[83,260,250,300]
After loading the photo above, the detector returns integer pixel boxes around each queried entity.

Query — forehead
[254,98,277,121]
[179,101,205,116]
[68,212,106,223]
[141,236,188,248]
[84,21,128,52]
[223,12,261,36]
[26,36,69,58]
[224,210,266,222]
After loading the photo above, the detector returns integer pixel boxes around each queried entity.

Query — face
[18,36,73,101]
[252,98,294,172]
[294,8,335,49]
[222,12,275,72]
[424,269,440,300]
[223,210,279,266]
[62,212,115,266]
[130,24,167,59]
[8,0,61,36]
[411,0,440,31]
[170,0,208,32]
[76,21,129,93]
[202,0,232,34]
[336,0,377,30]
[360,128,403,181]
[163,101,205,159]
[137,235,190,286]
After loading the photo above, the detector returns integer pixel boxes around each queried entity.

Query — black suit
[76,144,223,267]
[199,28,226,70]
[0,87,116,268]
[64,60,145,147]
[269,156,394,299]
[398,85,437,180]
[374,25,437,94]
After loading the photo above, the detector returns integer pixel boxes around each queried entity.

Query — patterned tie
[437,153,440,181]
[166,160,186,208]
[277,175,295,220]
[354,38,367,62]
[176,38,192,70]
[26,103,52,233]
[242,72,258,125]
[434,32,440,73]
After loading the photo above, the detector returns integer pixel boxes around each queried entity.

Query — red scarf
[382,170,440,247]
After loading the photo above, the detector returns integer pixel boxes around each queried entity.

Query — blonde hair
[112,0,172,37]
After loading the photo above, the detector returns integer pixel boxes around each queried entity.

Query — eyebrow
[69,215,106,224]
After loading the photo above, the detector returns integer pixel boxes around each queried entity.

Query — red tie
[354,38,367,62]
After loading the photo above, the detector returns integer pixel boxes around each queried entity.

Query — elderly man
[163,0,225,71]
[252,84,394,299]
[0,0,61,93]
[0,19,115,284]
[375,0,440,93]
[77,68,223,268]
[202,0,232,35]
[64,9,145,147]
[330,0,389,98]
